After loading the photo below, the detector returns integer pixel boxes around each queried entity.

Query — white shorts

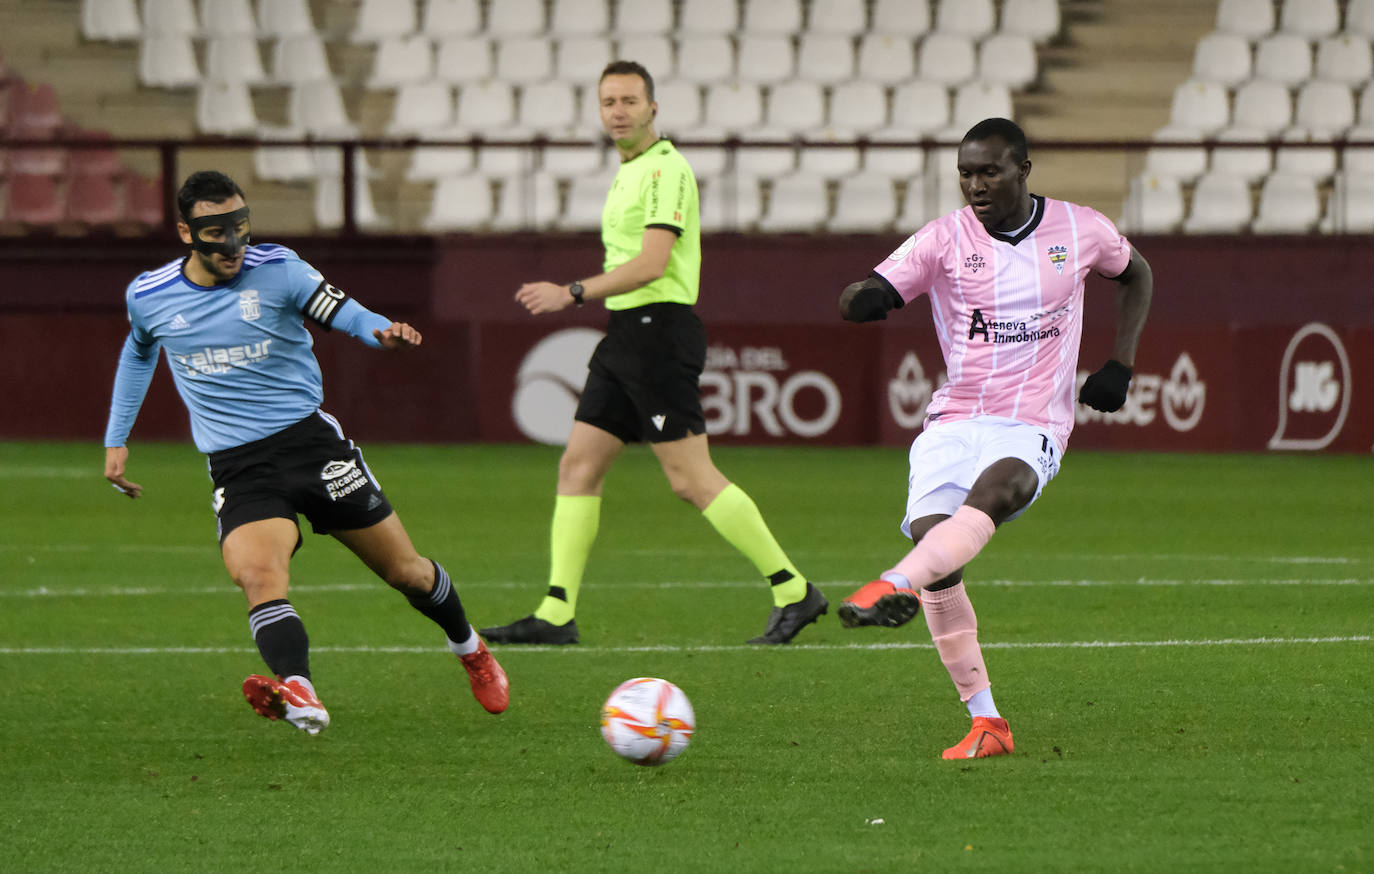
[901,416,1062,538]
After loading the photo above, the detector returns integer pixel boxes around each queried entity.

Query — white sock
[447,626,480,656]
[966,687,1000,719]
[881,571,913,590]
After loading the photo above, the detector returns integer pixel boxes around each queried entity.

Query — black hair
[599,60,655,102]
[176,170,245,221]
[962,118,1029,164]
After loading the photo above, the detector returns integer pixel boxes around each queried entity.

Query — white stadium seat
[205,36,267,86]
[1291,79,1355,136]
[1191,32,1252,88]
[808,0,868,35]
[486,0,545,36]
[1210,127,1274,183]
[796,34,856,84]
[675,36,736,84]
[423,174,493,231]
[351,0,416,43]
[1167,80,1230,136]
[1278,0,1339,39]
[1314,36,1373,84]
[1320,172,1374,232]
[679,0,739,35]
[1118,172,1184,234]
[83,0,141,41]
[422,0,480,37]
[758,172,829,232]
[1251,172,1320,233]
[496,37,554,84]
[549,0,610,36]
[935,0,996,40]
[369,35,434,88]
[199,0,255,37]
[271,34,333,84]
[388,80,455,135]
[856,34,917,85]
[615,0,673,34]
[139,36,200,88]
[1215,0,1274,40]
[829,172,899,232]
[1253,33,1313,86]
[737,35,796,84]
[435,37,493,84]
[872,0,933,37]
[196,79,257,134]
[742,0,803,34]
[1182,172,1252,233]
[256,0,314,38]
[999,0,1061,45]
[1144,126,1210,182]
[978,33,1038,91]
[1231,79,1293,136]
[918,33,978,87]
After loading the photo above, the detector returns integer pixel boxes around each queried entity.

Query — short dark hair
[599,60,655,102]
[962,118,1029,164]
[177,170,245,221]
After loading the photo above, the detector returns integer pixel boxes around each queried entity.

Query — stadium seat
[871,0,933,38]
[287,80,356,136]
[124,174,165,227]
[856,34,917,85]
[388,80,455,135]
[829,172,898,232]
[999,0,1061,45]
[1167,80,1230,136]
[654,79,705,133]
[917,33,977,87]
[928,150,965,213]
[950,81,1013,131]
[1253,33,1313,86]
[82,0,141,41]
[571,83,607,138]
[798,131,862,176]
[423,0,480,37]
[1215,0,1274,40]
[677,143,731,180]
[369,35,434,88]
[556,37,614,82]
[616,35,675,77]
[65,170,124,227]
[737,35,796,85]
[205,36,266,86]
[1191,32,1253,88]
[495,37,554,84]
[826,80,888,134]
[896,175,934,227]
[734,131,797,180]
[255,0,314,38]
[254,125,317,182]
[271,34,332,84]
[1117,172,1184,234]
[540,141,608,176]
[1359,84,1374,124]
[6,82,63,136]
[1314,36,1373,85]
[1273,131,1337,180]
[1290,79,1355,136]
[614,0,673,34]
[795,34,856,84]
[807,0,868,36]
[758,172,829,232]
[679,0,739,35]
[935,0,996,40]
[422,174,493,230]
[978,33,1038,91]
[3,173,64,226]
[486,0,545,35]
[142,0,199,36]
[1144,126,1210,181]
[741,0,803,35]
[699,175,762,231]
[404,129,475,181]
[702,82,764,134]
[435,37,493,84]
[1210,127,1274,183]
[1347,0,1374,37]
[198,0,255,37]
[765,80,824,131]
[66,130,123,179]
[313,175,386,230]
[1182,172,1252,233]
[1343,123,1374,174]
[884,80,951,138]
[5,136,66,176]
[1320,172,1374,232]
[549,0,610,36]
[1277,0,1339,39]
[1231,79,1294,136]
[454,81,516,132]
[516,81,580,136]
[863,132,927,179]
[559,169,619,230]
[1251,171,1321,233]
[196,79,258,134]
[492,171,560,230]
[138,36,200,88]
[675,36,735,84]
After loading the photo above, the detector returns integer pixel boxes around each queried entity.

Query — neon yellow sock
[702,483,807,606]
[533,494,600,626]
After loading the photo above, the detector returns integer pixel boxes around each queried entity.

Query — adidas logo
[169,313,190,331]
[651,414,666,431]
[366,494,383,510]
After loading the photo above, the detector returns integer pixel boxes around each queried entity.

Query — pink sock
[886,505,995,588]
[922,582,991,702]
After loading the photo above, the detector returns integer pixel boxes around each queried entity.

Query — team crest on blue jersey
[1047,245,1068,275]
[239,289,261,321]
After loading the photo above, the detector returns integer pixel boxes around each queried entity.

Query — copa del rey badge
[1047,245,1067,275]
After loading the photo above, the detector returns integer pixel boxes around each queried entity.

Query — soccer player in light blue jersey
[103,171,508,732]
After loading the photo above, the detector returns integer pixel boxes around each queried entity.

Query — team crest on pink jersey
[1047,245,1067,275]
[964,253,985,273]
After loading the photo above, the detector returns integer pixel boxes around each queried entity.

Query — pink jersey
[874,195,1131,451]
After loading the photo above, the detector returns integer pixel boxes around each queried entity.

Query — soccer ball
[599,677,695,766]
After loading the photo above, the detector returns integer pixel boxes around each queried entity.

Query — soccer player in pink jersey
[835,118,1153,759]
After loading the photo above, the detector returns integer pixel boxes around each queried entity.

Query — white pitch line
[0,636,1368,657]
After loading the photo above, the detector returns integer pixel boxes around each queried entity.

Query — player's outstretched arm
[372,322,422,350]
[1079,246,1154,412]
[105,446,142,499]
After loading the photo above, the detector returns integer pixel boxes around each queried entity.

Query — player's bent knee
[378,554,433,595]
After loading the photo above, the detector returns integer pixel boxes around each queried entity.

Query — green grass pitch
[2,441,1371,873]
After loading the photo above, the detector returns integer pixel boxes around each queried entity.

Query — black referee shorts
[207,411,394,545]
[575,302,707,444]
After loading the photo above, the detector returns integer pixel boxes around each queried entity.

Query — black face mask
[187,205,251,256]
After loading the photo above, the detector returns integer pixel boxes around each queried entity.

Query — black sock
[406,561,472,646]
[248,599,311,680]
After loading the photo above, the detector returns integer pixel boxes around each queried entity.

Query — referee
[103,171,508,732]
[482,61,826,646]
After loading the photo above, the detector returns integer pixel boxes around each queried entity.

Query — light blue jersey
[105,243,391,453]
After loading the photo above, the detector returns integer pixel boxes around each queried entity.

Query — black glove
[1078,359,1132,412]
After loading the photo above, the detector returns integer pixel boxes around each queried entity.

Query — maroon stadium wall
[2,234,1370,453]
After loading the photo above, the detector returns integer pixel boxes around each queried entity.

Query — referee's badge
[239,289,261,321]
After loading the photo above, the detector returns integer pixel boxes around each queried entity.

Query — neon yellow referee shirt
[600,138,701,310]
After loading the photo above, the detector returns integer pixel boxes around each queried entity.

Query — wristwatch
[569,280,585,307]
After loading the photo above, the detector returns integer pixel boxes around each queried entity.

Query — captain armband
[846,285,905,322]
[303,280,350,330]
